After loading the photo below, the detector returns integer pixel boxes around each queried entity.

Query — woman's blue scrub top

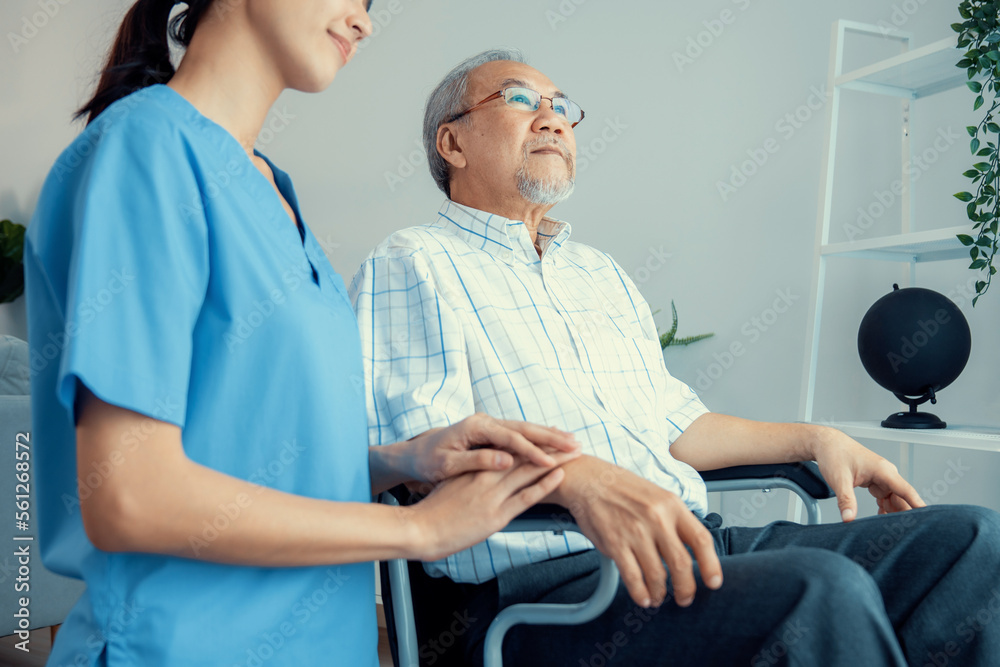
[24,85,377,666]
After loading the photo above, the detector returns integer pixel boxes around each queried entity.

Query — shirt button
[500,251,513,261]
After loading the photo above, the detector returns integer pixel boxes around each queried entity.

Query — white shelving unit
[799,21,1000,478]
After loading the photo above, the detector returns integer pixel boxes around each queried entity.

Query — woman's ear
[436,124,467,170]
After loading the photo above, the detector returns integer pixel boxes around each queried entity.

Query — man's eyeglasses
[446,87,585,128]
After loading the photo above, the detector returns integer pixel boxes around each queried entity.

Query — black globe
[857,285,971,429]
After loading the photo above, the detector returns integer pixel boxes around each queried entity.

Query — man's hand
[370,414,580,494]
[812,426,926,522]
[550,455,723,609]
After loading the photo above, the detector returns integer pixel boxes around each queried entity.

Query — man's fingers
[827,470,859,521]
[633,537,668,606]
[658,532,696,607]
[678,516,723,592]
[887,493,913,513]
[612,549,653,609]
[882,474,925,509]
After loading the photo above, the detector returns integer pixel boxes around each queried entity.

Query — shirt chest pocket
[576,326,664,415]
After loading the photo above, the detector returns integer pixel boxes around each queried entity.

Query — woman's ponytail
[75,0,211,126]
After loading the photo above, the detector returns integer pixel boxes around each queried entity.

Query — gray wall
[3,0,998,522]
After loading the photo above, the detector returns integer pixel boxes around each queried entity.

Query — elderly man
[350,49,1000,666]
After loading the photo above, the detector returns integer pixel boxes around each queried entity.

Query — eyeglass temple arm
[445,91,505,124]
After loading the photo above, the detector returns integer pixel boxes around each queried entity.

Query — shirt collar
[436,199,572,261]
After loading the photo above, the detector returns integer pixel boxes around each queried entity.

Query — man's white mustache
[523,138,575,163]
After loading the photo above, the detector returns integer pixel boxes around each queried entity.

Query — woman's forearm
[104,453,428,564]
[77,388,428,564]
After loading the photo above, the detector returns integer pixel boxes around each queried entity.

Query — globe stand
[881,388,946,430]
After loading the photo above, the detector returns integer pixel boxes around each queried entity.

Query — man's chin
[518,177,575,206]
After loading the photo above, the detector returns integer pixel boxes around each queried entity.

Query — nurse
[24,1,579,665]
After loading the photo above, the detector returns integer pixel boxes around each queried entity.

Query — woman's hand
[370,413,580,494]
[403,450,579,562]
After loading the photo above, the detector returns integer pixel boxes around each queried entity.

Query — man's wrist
[544,455,621,512]
[803,423,837,461]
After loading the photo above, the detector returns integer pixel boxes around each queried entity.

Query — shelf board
[821,225,973,262]
[836,35,968,99]
[816,421,1000,453]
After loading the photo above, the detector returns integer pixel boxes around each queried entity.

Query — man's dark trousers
[436,504,1000,666]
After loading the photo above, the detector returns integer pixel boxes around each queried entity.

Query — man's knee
[912,504,1000,551]
[786,550,883,613]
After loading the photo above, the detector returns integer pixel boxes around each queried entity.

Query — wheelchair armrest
[699,461,834,500]
[503,503,577,534]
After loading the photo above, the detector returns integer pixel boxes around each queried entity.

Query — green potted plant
[953,0,1000,305]
[657,301,714,350]
[0,219,26,304]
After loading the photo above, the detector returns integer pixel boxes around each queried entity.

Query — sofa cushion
[0,335,30,396]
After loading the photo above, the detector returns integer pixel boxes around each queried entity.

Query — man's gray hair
[423,48,527,198]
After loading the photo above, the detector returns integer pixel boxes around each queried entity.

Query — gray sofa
[0,335,85,636]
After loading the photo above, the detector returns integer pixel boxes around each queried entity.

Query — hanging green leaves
[954,1,1000,306]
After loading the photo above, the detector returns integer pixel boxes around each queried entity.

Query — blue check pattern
[350,200,711,584]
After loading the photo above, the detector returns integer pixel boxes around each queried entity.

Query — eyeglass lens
[502,87,583,125]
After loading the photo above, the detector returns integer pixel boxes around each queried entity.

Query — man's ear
[437,124,467,170]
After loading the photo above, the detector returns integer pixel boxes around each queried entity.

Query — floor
[0,626,396,666]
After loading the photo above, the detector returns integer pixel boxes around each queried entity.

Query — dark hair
[76,0,213,126]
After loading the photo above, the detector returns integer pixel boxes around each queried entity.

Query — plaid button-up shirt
[350,200,710,583]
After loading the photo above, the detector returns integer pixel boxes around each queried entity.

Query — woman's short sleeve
[56,117,210,427]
